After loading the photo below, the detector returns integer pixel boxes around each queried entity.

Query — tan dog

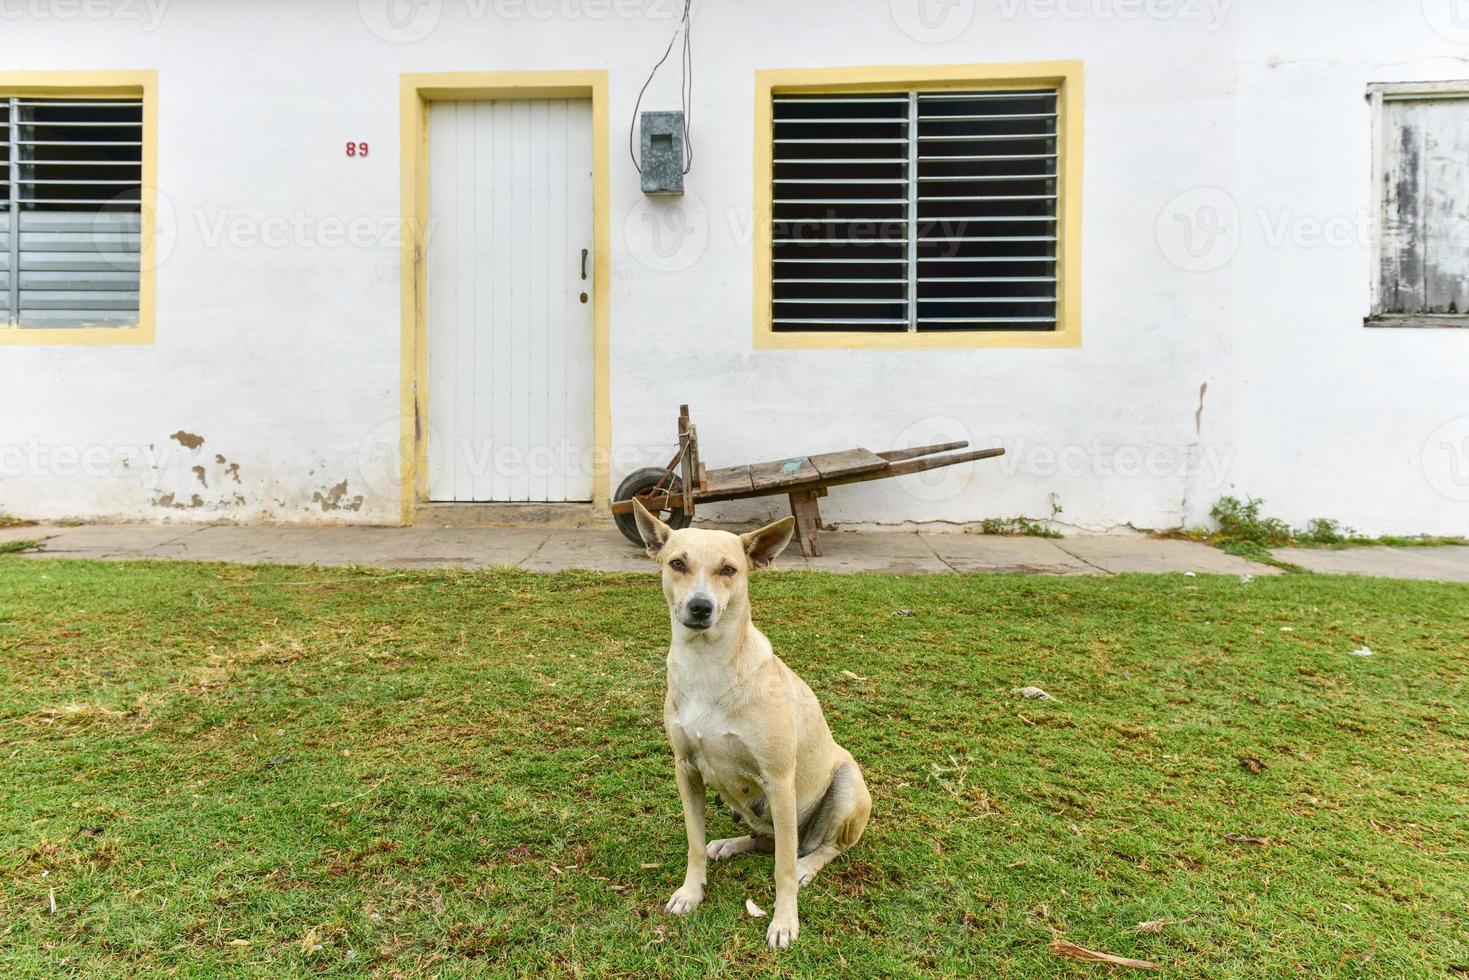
[634,500,871,949]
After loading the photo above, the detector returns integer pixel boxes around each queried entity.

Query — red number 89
[345,141,369,157]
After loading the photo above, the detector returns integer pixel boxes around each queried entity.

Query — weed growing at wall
[1202,496,1465,554]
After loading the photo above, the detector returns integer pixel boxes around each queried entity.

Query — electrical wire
[680,0,693,173]
[629,0,694,176]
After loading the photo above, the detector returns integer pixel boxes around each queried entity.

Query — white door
[427,99,595,502]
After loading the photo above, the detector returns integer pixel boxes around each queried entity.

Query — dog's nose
[686,596,714,621]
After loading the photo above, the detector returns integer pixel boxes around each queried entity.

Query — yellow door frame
[398,70,612,523]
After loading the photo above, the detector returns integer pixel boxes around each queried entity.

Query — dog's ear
[633,498,672,558]
[740,516,795,569]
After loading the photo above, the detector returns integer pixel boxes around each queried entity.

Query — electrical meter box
[640,111,685,196]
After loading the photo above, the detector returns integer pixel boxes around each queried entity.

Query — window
[0,71,156,345]
[753,62,1082,350]
[1368,81,1469,328]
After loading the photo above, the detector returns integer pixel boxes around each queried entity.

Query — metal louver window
[771,88,1059,333]
[2,96,143,329]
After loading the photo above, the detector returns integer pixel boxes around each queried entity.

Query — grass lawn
[0,559,1466,978]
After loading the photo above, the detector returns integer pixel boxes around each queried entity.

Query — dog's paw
[706,836,750,861]
[664,883,704,915]
[766,913,799,950]
[795,858,819,886]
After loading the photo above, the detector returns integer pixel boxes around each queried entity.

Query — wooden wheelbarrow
[610,405,1005,557]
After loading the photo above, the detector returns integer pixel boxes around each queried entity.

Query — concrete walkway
[2,521,1466,580]
[1271,543,1469,582]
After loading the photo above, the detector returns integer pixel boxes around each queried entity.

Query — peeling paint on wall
[214,455,242,484]
[170,431,205,450]
[1195,382,1208,436]
[192,465,208,487]
[153,492,205,510]
[312,480,364,512]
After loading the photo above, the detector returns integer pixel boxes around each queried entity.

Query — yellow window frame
[753,61,1083,350]
[0,69,158,346]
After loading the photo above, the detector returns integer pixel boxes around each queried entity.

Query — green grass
[0,540,42,555]
[979,517,1063,539]
[1,559,1466,978]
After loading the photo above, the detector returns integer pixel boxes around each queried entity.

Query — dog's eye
[668,558,687,573]
[719,564,738,577]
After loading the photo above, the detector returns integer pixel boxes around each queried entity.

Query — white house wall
[0,0,1466,535]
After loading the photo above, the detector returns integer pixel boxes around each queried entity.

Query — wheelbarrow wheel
[614,467,692,546]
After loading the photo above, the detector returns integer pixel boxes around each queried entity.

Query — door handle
[580,248,589,281]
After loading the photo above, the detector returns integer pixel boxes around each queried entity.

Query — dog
[633,499,871,949]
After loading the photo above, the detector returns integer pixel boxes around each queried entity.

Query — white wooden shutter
[1374,89,1469,323]
[5,97,143,328]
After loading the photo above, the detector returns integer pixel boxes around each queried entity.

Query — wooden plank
[807,448,886,481]
[508,99,533,501]
[471,100,498,501]
[702,464,754,496]
[562,97,597,501]
[623,446,1005,515]
[1379,101,1427,314]
[454,101,478,502]
[489,99,516,501]
[1422,99,1469,314]
[542,98,567,502]
[878,441,967,462]
[1365,313,1469,328]
[526,98,550,501]
[747,455,821,491]
[788,490,823,557]
[425,101,462,500]
[679,426,696,515]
